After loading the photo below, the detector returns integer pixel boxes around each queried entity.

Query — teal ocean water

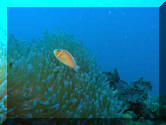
[1,7,162,124]
[7,7,159,96]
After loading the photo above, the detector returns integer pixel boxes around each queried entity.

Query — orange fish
[54,49,80,72]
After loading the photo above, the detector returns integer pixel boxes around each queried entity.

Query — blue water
[7,7,159,96]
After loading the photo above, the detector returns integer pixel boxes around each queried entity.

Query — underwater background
[1,7,165,124]
[7,7,159,96]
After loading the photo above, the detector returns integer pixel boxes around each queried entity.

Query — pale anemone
[7,31,122,118]
[0,41,7,124]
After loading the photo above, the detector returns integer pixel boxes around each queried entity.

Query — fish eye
[55,49,61,55]
[56,50,61,53]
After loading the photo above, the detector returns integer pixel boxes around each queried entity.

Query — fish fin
[53,49,56,55]
[75,65,80,72]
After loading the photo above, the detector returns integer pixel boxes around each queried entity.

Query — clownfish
[54,49,80,72]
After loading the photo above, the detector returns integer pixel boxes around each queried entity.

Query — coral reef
[2,30,165,124]
[103,69,165,124]
[103,70,155,119]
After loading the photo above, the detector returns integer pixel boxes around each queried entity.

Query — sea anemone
[0,40,7,124]
[7,31,122,118]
